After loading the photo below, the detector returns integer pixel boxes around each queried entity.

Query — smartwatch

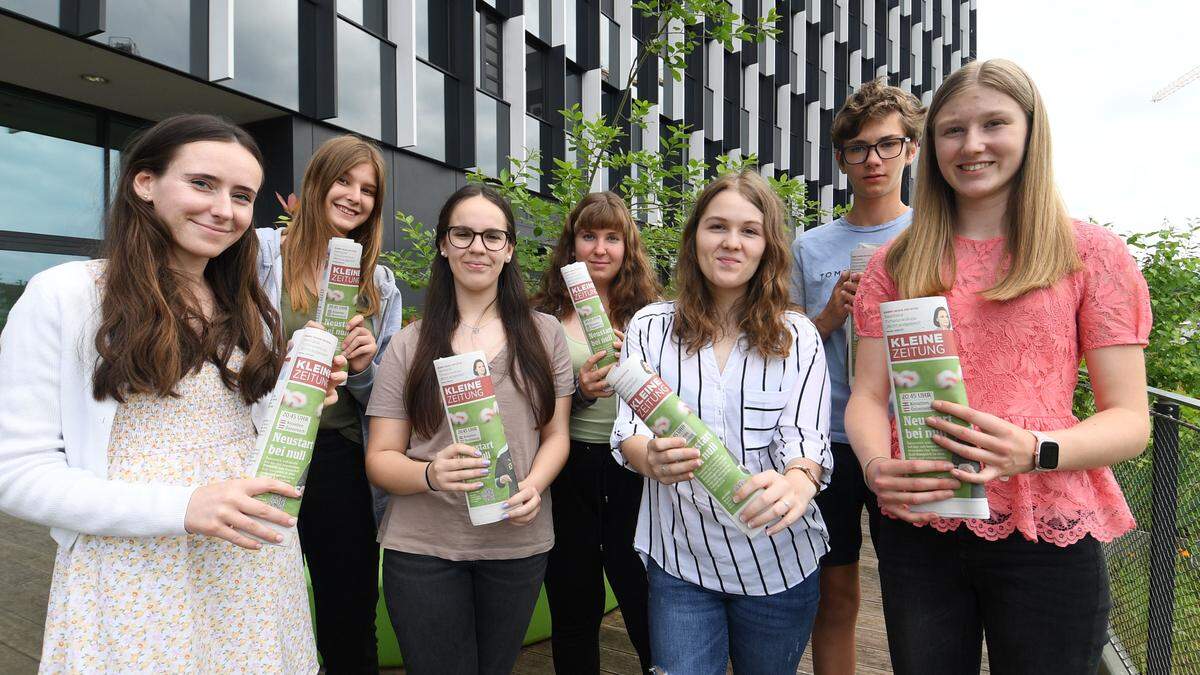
[1031,431,1060,472]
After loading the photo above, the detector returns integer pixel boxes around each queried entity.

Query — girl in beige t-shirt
[365,185,573,675]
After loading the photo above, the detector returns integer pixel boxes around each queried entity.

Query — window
[0,0,57,25]
[90,0,191,73]
[564,0,577,61]
[525,115,545,193]
[0,251,88,330]
[600,15,620,87]
[413,61,448,162]
[337,0,385,34]
[526,43,548,119]
[0,86,149,330]
[218,0,300,110]
[525,0,551,42]
[475,91,510,178]
[328,18,385,138]
[479,10,503,98]
[416,0,451,70]
[0,89,106,240]
[564,67,583,165]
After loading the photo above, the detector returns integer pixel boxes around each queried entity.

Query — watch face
[1038,440,1060,470]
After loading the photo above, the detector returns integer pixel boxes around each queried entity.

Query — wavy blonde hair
[282,135,386,316]
[886,59,1080,301]
[532,191,661,329]
[674,170,795,359]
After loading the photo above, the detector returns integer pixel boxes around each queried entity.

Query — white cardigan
[0,261,197,550]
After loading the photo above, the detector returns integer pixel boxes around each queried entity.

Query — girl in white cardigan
[0,115,345,673]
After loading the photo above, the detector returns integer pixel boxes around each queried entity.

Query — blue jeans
[647,559,820,675]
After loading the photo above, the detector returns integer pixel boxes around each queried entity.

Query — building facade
[0,0,976,327]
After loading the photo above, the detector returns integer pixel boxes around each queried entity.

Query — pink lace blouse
[853,221,1152,546]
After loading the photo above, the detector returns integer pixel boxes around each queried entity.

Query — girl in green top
[255,135,404,673]
[532,191,662,674]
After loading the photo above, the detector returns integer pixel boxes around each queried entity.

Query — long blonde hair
[282,135,386,316]
[885,59,1080,301]
[674,170,795,359]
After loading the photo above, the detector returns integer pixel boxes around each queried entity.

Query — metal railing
[1078,373,1200,674]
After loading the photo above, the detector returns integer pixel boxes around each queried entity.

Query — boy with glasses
[790,77,925,675]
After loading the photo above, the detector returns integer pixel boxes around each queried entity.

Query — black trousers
[876,516,1112,675]
[544,440,653,674]
[382,549,549,675]
[296,428,381,674]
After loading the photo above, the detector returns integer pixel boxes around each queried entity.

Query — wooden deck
[0,510,987,674]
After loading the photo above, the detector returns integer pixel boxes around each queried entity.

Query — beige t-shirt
[366,312,574,560]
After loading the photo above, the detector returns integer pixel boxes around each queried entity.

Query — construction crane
[1151,65,1200,102]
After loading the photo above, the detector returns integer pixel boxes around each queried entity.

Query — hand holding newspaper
[315,237,362,370]
[607,359,765,538]
[846,243,878,387]
[249,326,340,544]
[435,351,520,526]
[562,262,619,368]
[881,297,990,519]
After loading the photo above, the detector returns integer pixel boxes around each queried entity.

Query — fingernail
[288,517,297,526]
[502,513,510,520]
[482,458,490,466]
[474,450,483,457]
[479,469,489,476]
[275,534,284,543]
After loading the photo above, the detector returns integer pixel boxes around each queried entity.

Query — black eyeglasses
[446,226,511,251]
[839,137,911,165]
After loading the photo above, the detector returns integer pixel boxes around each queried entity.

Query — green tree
[383,1,828,293]
[1125,219,1200,397]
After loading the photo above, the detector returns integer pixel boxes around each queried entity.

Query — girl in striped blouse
[612,170,832,674]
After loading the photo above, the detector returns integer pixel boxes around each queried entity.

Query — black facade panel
[922,25,932,93]
[299,0,337,120]
[834,39,847,110]
[577,0,601,70]
[899,11,910,81]
[849,0,861,52]
[549,46,567,166]
[189,0,208,78]
[969,6,976,59]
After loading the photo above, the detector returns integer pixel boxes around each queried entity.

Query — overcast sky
[976,1,1200,237]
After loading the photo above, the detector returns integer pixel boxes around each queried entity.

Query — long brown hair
[93,114,284,404]
[885,59,1080,300]
[404,185,557,439]
[673,170,794,359]
[282,135,386,316]
[532,191,661,328]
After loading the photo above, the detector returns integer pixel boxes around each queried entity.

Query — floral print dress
[40,357,318,674]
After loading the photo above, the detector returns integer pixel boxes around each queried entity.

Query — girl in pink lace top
[845,59,1152,675]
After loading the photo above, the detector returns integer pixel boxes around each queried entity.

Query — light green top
[566,331,619,444]
[280,285,365,444]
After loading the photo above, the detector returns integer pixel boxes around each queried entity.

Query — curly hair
[673,170,795,359]
[532,191,661,328]
[831,76,926,150]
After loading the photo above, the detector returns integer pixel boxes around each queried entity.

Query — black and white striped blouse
[610,301,833,596]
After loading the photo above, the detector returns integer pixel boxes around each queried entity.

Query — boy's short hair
[831,78,926,149]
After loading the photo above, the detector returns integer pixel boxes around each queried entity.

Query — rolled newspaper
[607,359,764,538]
[436,351,520,526]
[881,296,989,519]
[250,326,339,544]
[562,262,618,368]
[846,243,878,387]
[315,237,362,370]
